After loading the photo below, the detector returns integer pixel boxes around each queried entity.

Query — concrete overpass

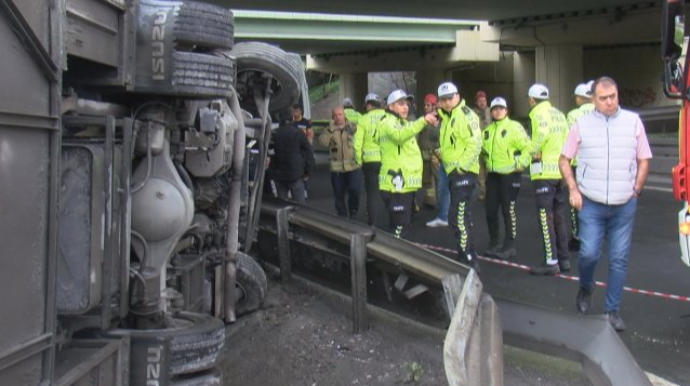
[227,1,670,117]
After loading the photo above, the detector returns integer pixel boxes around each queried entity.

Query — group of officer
[349,80,595,274]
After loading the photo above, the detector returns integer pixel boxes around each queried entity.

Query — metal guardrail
[257,197,653,386]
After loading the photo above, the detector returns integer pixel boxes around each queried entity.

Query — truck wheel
[171,369,222,386]
[134,51,235,98]
[170,51,235,97]
[174,1,234,49]
[108,312,225,378]
[230,42,303,114]
[235,253,267,316]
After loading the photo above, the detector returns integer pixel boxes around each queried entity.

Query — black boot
[495,239,517,260]
[529,264,560,276]
[459,252,481,274]
[484,240,502,258]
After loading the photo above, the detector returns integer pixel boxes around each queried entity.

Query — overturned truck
[0,0,306,385]
[0,1,658,386]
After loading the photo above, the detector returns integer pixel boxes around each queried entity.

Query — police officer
[343,97,362,124]
[482,97,532,260]
[354,93,386,225]
[565,82,594,251]
[527,84,571,275]
[437,82,482,271]
[378,90,437,238]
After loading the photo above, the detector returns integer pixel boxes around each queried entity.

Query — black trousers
[485,172,521,245]
[362,162,381,225]
[448,171,478,262]
[533,179,569,265]
[380,191,415,239]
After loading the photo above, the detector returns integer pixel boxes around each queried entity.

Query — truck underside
[0,1,657,385]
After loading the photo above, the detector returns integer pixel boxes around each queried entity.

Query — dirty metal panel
[54,339,128,386]
[0,127,50,384]
[57,146,105,314]
[0,13,51,119]
[13,0,51,49]
[65,0,121,66]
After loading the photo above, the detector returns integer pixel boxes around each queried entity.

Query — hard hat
[438,82,459,98]
[387,90,414,105]
[574,83,592,98]
[364,93,382,104]
[490,97,508,109]
[528,84,549,99]
[424,94,438,105]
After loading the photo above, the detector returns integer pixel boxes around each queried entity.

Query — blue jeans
[436,164,450,221]
[578,196,637,312]
[330,170,361,217]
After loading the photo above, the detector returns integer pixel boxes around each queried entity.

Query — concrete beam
[307,29,499,73]
[484,10,659,47]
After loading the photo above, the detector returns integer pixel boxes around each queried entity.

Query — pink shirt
[561,113,653,160]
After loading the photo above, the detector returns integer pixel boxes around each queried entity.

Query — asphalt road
[299,159,689,385]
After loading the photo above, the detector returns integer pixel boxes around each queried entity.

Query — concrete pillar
[339,73,368,110]
[534,45,583,112]
[416,69,452,109]
[513,52,536,117]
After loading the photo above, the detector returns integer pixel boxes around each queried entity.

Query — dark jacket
[271,123,315,183]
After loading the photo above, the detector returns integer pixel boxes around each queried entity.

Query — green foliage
[309,79,340,103]
[402,361,424,383]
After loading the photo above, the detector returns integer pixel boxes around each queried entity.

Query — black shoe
[576,287,593,314]
[606,311,626,332]
[495,246,517,260]
[529,264,559,275]
[568,238,580,252]
[461,254,481,274]
[470,259,481,274]
[484,243,501,258]
[558,259,571,272]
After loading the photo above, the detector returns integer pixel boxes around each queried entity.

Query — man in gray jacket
[558,76,652,332]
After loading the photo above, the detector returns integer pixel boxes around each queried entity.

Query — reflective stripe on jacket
[482,117,532,174]
[378,113,426,193]
[354,109,386,164]
[528,101,569,180]
[438,100,482,175]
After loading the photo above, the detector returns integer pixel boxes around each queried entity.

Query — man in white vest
[558,76,652,332]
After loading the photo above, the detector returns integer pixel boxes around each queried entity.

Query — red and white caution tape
[417,243,690,303]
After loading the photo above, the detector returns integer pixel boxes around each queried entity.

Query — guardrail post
[442,270,483,386]
[350,232,373,334]
[466,295,504,386]
[276,207,294,283]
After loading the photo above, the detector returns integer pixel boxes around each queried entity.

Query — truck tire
[134,51,235,98]
[174,2,234,49]
[108,312,225,378]
[170,51,235,97]
[171,370,222,386]
[236,252,267,316]
[230,42,303,114]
